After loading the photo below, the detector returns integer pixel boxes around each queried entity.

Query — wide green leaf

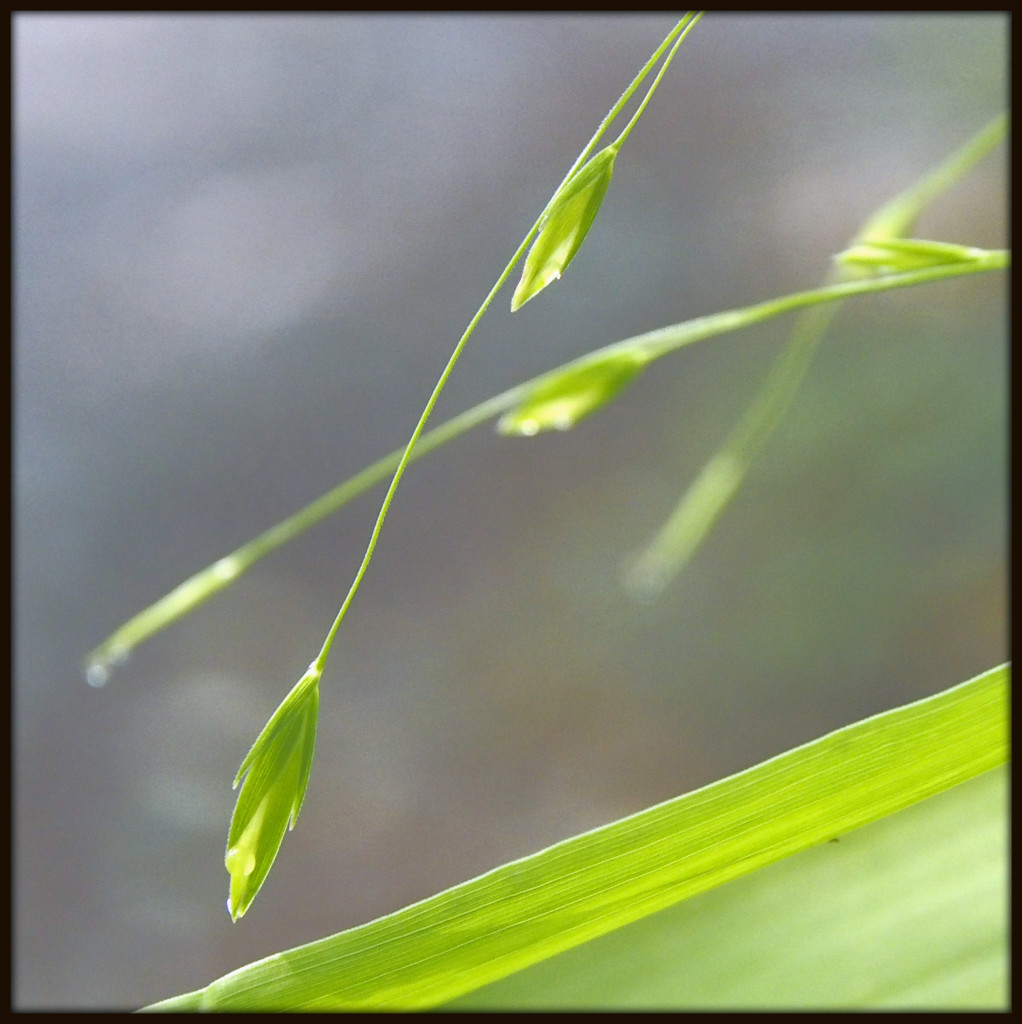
[454,762,1008,1009]
[144,663,1007,1011]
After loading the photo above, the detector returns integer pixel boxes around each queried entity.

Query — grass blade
[144,662,1007,1011]
[453,763,1007,1009]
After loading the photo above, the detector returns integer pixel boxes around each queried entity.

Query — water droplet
[85,661,110,688]
[84,644,129,687]
[226,845,256,878]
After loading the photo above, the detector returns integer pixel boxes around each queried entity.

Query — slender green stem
[531,16,695,229]
[315,250,1006,670]
[85,45,1005,684]
[612,13,702,151]
[631,249,1007,361]
[83,248,1007,683]
[857,112,1008,242]
[82,18,702,684]
[82,389,525,683]
[625,292,836,600]
[623,108,1008,596]
[310,258,519,673]
[309,15,700,677]
[83,17,700,685]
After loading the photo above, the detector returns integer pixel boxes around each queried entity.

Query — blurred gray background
[14,14,1007,1010]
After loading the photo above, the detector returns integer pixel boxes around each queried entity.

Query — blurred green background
[14,14,1006,1010]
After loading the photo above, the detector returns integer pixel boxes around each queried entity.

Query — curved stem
[309,15,702,677]
[613,12,703,151]
[311,249,523,674]
[83,16,703,684]
[83,248,1007,682]
[537,15,696,220]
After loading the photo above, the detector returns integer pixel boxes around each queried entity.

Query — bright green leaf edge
[453,763,1007,1009]
[144,662,1008,1011]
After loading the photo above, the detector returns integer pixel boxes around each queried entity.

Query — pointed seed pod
[511,145,619,312]
[835,238,987,276]
[225,667,320,921]
[498,349,647,436]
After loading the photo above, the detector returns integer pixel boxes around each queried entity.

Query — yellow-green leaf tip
[225,667,320,921]
[497,349,647,436]
[511,146,618,312]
